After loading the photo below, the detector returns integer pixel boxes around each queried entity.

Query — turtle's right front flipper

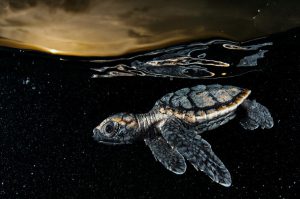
[145,128,187,175]
[159,118,232,187]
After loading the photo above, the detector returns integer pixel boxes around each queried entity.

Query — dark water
[0,28,299,198]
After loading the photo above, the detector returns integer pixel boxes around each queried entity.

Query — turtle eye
[104,121,117,136]
[105,124,114,133]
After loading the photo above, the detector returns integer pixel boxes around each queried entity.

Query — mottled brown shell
[155,84,251,123]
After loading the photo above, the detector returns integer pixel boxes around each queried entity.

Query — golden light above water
[0,0,299,56]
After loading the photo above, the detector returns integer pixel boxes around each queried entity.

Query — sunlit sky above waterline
[0,0,299,56]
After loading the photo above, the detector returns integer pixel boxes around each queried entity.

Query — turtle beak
[92,128,122,145]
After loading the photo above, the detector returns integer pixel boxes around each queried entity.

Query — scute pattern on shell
[155,84,249,120]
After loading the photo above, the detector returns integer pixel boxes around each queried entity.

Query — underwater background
[0,0,299,198]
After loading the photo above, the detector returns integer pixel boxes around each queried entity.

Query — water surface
[0,0,299,56]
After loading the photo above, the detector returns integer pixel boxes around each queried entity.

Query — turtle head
[93,113,139,145]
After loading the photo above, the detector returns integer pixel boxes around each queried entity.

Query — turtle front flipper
[240,99,274,130]
[159,118,232,187]
[144,128,186,175]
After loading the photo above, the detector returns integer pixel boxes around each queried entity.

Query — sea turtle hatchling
[93,84,274,187]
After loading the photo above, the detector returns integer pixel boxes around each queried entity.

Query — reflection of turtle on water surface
[93,84,274,187]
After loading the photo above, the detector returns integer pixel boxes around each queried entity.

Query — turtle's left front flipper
[159,118,232,187]
[144,128,187,174]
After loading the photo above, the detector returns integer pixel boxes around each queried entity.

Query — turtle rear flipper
[145,128,186,175]
[159,118,232,187]
[240,99,274,130]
